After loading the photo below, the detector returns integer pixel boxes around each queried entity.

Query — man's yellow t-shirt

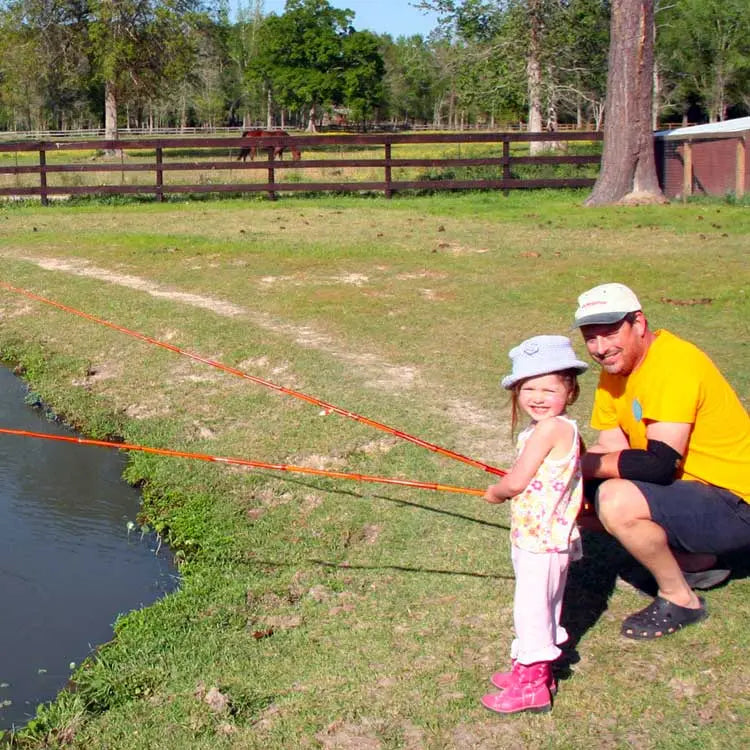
[591,330,750,502]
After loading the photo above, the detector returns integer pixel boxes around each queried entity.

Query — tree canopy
[0,0,748,132]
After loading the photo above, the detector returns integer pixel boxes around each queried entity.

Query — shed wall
[656,134,749,198]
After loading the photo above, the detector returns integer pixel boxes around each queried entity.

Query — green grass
[0,190,749,748]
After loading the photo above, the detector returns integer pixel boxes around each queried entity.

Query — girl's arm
[485,418,574,503]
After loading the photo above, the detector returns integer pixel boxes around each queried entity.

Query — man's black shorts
[631,479,750,555]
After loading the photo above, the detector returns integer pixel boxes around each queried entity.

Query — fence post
[502,136,511,195]
[736,136,746,199]
[267,150,276,201]
[384,142,392,199]
[681,140,693,200]
[155,146,164,202]
[39,146,48,206]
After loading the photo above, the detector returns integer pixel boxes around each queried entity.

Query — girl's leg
[552,550,571,648]
[511,546,570,665]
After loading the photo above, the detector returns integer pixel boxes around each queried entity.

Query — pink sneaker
[482,662,553,715]
[490,660,557,695]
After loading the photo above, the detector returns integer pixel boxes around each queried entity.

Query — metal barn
[654,117,749,199]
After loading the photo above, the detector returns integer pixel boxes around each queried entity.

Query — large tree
[656,0,750,123]
[380,34,442,125]
[418,1,610,136]
[341,30,385,125]
[89,0,208,140]
[0,0,93,130]
[0,0,210,137]
[227,0,268,126]
[585,0,664,205]
[249,0,384,130]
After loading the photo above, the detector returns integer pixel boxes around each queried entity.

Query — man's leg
[596,478,701,609]
[672,550,718,572]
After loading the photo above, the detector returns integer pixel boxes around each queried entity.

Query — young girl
[481,334,587,715]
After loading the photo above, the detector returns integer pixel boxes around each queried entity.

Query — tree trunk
[585,0,665,205]
[103,81,121,156]
[652,55,660,130]
[180,91,187,132]
[527,55,544,154]
[104,81,118,140]
[306,104,317,132]
[527,1,545,156]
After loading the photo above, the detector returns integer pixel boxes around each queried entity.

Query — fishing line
[0,427,486,497]
[0,281,506,477]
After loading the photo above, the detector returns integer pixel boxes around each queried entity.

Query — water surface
[0,366,177,729]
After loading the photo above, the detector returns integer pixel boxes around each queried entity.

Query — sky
[246,1,442,38]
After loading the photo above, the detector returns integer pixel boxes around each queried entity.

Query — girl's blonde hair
[509,367,581,437]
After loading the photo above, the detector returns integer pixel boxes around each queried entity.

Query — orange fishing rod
[0,282,506,477]
[0,427,486,497]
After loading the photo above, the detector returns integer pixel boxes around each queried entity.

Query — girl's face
[516,373,572,423]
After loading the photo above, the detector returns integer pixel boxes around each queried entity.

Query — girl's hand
[484,484,507,504]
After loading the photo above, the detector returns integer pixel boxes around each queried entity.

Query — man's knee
[595,478,650,529]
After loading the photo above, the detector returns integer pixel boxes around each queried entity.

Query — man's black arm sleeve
[617,439,682,485]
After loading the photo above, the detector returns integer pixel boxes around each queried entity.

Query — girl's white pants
[510,544,573,665]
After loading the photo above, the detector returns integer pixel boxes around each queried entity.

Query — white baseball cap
[501,335,588,389]
[573,283,642,328]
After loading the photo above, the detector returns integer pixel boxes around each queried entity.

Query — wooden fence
[0,131,603,204]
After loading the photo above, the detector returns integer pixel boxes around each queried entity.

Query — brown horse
[237,129,301,161]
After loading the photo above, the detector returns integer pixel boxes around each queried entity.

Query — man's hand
[581,426,629,479]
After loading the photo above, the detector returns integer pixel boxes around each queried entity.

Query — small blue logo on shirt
[632,399,643,422]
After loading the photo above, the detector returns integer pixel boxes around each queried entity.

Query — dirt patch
[70,360,123,387]
[315,719,382,750]
[125,400,173,420]
[451,720,529,749]
[395,270,448,281]
[434,243,490,256]
[443,397,512,468]
[295,453,348,470]
[357,437,399,455]
[32,257,246,317]
[0,300,35,318]
[259,272,370,287]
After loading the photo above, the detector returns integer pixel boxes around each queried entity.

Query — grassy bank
[1,190,749,748]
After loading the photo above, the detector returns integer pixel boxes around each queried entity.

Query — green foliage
[380,35,440,124]
[2,0,750,135]
[247,0,385,126]
[70,653,163,713]
[0,0,213,132]
[418,0,610,128]
[342,31,385,123]
[657,0,750,121]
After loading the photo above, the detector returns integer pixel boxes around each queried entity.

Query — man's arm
[582,422,689,483]
[581,427,629,479]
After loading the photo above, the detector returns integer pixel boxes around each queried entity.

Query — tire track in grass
[7,254,512,464]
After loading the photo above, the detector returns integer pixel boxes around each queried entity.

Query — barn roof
[656,116,750,140]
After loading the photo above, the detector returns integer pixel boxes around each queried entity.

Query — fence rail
[0,131,603,204]
[0,123,601,141]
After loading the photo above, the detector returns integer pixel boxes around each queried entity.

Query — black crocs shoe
[621,596,707,640]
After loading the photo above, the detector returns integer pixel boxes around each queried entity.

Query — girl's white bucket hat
[501,335,588,390]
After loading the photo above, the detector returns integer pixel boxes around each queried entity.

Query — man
[573,282,750,639]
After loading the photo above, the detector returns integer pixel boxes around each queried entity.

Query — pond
[0,366,178,729]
